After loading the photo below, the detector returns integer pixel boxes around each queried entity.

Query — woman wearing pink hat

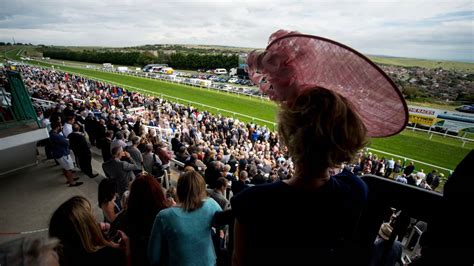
[231,30,408,265]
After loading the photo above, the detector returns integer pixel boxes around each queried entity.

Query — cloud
[0,0,472,61]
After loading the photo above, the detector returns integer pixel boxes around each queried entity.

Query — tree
[137,51,157,66]
[403,85,421,99]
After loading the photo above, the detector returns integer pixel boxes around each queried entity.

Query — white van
[117,66,129,72]
[214,68,227,75]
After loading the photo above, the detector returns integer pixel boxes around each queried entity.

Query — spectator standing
[431,173,442,190]
[148,170,222,265]
[62,116,74,138]
[110,131,127,153]
[68,123,98,178]
[231,170,250,196]
[102,146,140,199]
[404,161,415,176]
[385,158,395,178]
[425,170,437,186]
[207,177,231,210]
[100,130,114,162]
[126,136,143,175]
[393,160,402,177]
[142,143,162,175]
[84,113,98,146]
[231,30,407,265]
[124,174,171,266]
[49,121,82,187]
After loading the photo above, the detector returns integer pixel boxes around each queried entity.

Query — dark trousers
[86,130,96,146]
[78,153,93,176]
[385,168,393,178]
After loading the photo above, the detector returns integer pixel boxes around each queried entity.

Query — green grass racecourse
[4,47,473,176]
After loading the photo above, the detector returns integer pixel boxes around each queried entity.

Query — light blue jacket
[148,198,222,266]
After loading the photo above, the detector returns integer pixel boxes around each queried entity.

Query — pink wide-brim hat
[247,30,408,137]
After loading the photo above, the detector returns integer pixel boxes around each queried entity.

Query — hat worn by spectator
[247,29,408,137]
[378,222,393,240]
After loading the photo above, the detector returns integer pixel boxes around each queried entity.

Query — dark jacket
[68,132,90,157]
[101,138,112,162]
[49,130,70,159]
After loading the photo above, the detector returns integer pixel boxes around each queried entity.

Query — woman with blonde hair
[231,30,408,265]
[148,170,222,265]
[49,196,128,266]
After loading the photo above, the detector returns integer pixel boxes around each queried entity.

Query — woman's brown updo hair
[277,87,368,177]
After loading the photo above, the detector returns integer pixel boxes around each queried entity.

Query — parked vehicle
[160,67,174,75]
[456,105,474,114]
[143,64,168,72]
[117,66,129,72]
[228,77,239,83]
[214,68,228,75]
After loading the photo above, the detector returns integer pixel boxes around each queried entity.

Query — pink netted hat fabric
[247,30,408,137]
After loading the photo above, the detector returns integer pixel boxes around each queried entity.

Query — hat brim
[247,30,408,138]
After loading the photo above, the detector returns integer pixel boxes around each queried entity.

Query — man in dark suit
[84,113,98,146]
[68,123,98,178]
[171,133,183,153]
[100,130,114,162]
[96,119,107,147]
[231,170,251,196]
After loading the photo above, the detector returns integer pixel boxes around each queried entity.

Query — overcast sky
[1,0,473,62]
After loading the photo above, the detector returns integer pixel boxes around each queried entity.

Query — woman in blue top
[148,169,222,266]
[231,30,408,265]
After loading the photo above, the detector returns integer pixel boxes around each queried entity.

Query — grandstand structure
[0,70,48,175]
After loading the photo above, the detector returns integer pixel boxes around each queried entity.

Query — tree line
[0,42,33,46]
[41,48,238,70]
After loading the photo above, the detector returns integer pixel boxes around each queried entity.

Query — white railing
[406,125,473,146]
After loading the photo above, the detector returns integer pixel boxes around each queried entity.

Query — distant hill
[25,43,474,72]
[368,56,474,73]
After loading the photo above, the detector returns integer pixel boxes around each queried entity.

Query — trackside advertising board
[408,105,474,133]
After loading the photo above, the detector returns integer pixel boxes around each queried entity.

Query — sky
[1,0,473,62]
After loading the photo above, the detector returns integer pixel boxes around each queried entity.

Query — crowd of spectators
[0,63,445,265]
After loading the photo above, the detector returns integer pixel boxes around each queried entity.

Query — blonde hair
[278,88,367,177]
[177,170,207,212]
[49,196,112,253]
